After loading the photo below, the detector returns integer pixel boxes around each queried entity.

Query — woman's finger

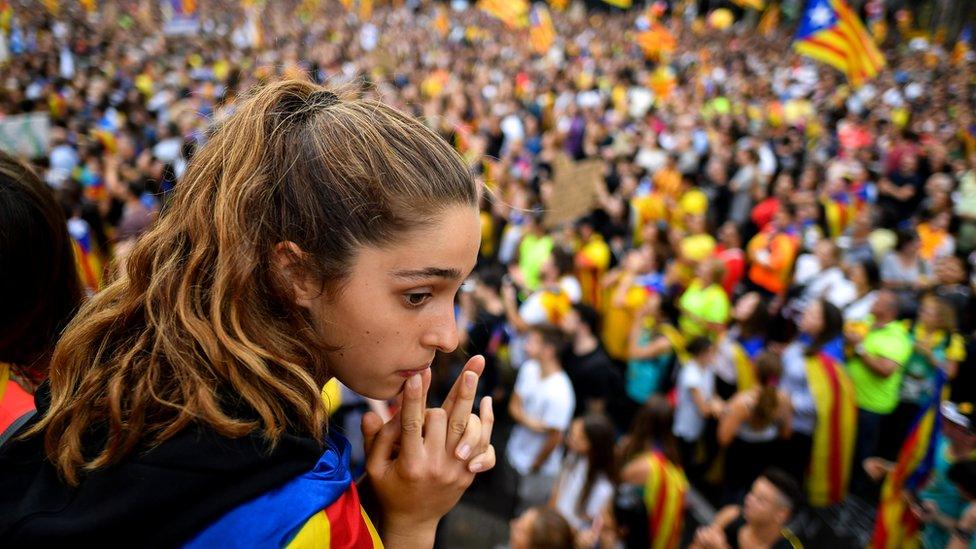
[454,413,482,461]
[478,396,495,450]
[446,370,479,451]
[467,444,496,474]
[442,355,485,415]
[361,410,385,458]
[424,408,447,455]
[398,373,425,461]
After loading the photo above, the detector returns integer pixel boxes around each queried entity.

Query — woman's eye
[404,293,433,308]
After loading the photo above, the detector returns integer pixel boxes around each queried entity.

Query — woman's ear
[273,241,321,309]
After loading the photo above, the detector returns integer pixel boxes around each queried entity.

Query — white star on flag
[810,3,832,28]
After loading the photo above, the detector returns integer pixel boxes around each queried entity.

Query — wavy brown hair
[27,79,478,485]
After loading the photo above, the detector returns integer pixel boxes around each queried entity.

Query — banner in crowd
[529,4,555,54]
[0,112,50,159]
[544,153,606,229]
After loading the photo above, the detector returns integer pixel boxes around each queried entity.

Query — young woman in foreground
[0,80,495,547]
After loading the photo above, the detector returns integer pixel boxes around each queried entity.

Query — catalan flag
[806,352,857,507]
[186,434,382,549]
[643,450,688,549]
[793,0,885,88]
[870,371,946,549]
[478,0,529,29]
[68,218,104,294]
[529,4,556,55]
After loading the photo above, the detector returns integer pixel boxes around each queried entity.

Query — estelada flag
[529,4,556,54]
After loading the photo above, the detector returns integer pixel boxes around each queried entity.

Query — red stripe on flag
[821,354,844,504]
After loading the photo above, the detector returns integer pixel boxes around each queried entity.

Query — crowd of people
[2,0,976,547]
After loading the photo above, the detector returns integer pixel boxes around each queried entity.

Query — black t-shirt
[466,309,506,396]
[950,336,976,405]
[562,345,625,424]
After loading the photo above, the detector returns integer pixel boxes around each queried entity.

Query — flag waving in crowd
[529,3,555,55]
[793,0,886,87]
[870,371,947,549]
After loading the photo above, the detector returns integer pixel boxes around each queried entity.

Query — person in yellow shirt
[601,250,656,363]
[678,258,730,340]
[574,218,612,311]
[653,154,682,201]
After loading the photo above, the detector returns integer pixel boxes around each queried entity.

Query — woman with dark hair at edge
[0,79,496,548]
[0,151,84,444]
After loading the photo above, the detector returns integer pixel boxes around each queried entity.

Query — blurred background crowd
[2,0,976,547]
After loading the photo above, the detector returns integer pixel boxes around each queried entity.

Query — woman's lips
[396,364,431,378]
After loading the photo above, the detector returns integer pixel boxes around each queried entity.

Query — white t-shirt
[506,360,576,476]
[554,455,615,531]
[673,362,715,442]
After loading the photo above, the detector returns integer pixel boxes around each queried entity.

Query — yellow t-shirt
[602,283,650,361]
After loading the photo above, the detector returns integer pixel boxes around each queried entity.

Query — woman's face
[305,205,481,400]
[798,300,824,336]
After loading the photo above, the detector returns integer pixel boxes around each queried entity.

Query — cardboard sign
[543,153,605,228]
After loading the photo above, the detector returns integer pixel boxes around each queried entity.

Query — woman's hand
[361,356,495,548]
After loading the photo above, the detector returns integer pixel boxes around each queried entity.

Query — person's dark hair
[686,336,713,358]
[947,459,976,499]
[571,303,601,336]
[620,395,680,464]
[576,413,618,517]
[857,258,881,290]
[895,229,919,253]
[475,263,504,294]
[807,298,843,356]
[532,325,568,357]
[738,295,770,340]
[0,151,83,382]
[527,506,575,549]
[751,352,782,428]
[551,246,575,278]
[759,467,803,516]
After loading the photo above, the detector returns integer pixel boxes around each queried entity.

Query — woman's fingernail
[469,461,485,473]
[457,444,471,460]
[464,371,476,389]
[408,374,421,390]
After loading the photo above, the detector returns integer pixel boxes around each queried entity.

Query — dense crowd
[2,0,976,547]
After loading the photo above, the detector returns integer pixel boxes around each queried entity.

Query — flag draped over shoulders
[644,450,687,549]
[184,434,382,549]
[805,352,857,507]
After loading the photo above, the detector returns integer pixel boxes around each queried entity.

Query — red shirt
[715,245,746,296]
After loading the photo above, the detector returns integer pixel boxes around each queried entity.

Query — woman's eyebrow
[391,267,463,281]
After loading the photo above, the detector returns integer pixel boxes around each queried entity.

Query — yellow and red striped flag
[529,4,556,54]
[793,0,886,88]
[806,352,857,507]
[643,450,688,549]
[478,0,529,28]
[870,372,945,548]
